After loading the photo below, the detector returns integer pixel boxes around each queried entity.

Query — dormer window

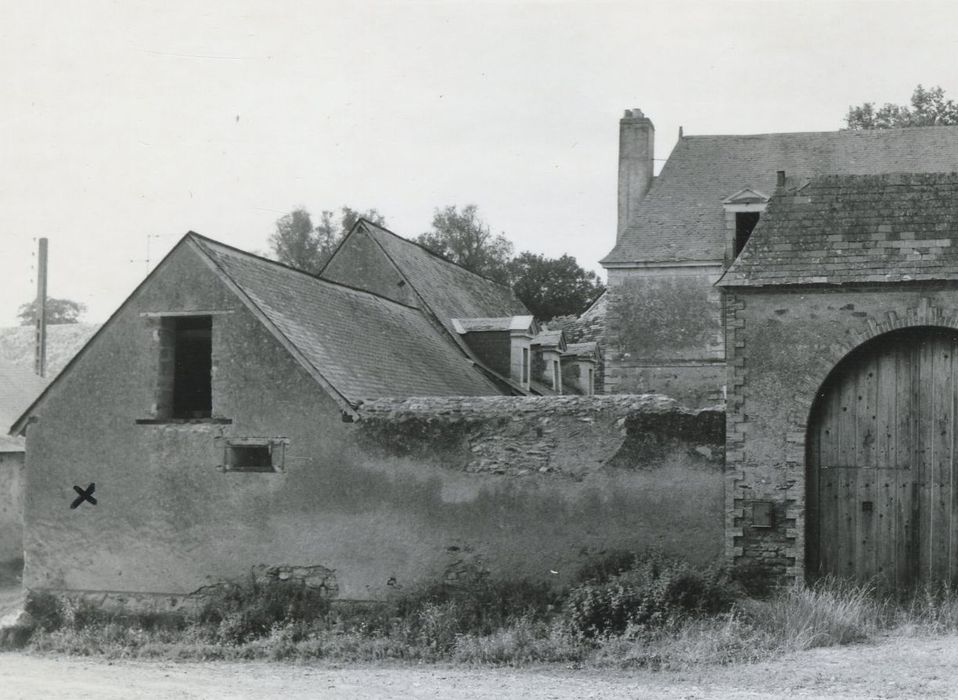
[723,188,770,264]
[735,212,761,256]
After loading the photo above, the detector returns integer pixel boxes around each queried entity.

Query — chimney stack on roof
[617,108,655,242]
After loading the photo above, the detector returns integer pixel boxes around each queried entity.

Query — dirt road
[1,634,957,699]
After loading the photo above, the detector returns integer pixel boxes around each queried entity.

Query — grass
[13,555,958,669]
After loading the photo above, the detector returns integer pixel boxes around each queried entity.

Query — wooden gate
[807,326,958,586]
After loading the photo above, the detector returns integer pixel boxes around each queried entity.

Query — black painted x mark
[70,483,97,509]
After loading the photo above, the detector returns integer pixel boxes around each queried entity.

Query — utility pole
[34,237,48,378]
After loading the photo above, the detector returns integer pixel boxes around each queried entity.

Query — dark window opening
[735,212,760,256]
[171,316,212,419]
[227,444,275,472]
[522,347,530,384]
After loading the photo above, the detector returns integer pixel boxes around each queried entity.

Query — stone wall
[725,285,958,581]
[605,267,725,406]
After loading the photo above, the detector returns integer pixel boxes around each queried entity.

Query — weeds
[19,555,958,668]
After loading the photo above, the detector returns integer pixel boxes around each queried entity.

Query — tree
[845,84,958,129]
[415,205,514,284]
[269,206,387,274]
[508,252,605,321]
[17,297,87,326]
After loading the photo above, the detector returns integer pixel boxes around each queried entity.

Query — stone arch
[792,300,958,440]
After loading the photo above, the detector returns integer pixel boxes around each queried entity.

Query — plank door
[807,327,958,586]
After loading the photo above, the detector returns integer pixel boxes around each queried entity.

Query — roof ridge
[683,124,958,140]
[186,232,424,312]
[359,219,518,293]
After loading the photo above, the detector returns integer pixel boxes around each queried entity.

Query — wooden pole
[34,237,47,378]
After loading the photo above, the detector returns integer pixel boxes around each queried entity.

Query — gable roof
[352,221,529,336]
[603,126,958,265]
[11,233,507,435]
[0,359,46,451]
[191,235,504,402]
[718,172,958,287]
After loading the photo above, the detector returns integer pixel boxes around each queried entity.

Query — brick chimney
[617,108,655,241]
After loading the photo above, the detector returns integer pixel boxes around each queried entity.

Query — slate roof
[0,360,46,451]
[359,222,529,336]
[603,126,958,265]
[718,173,958,287]
[565,341,599,359]
[532,330,564,349]
[0,323,100,380]
[453,316,535,333]
[193,236,503,402]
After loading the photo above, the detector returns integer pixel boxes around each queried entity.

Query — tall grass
[17,557,958,668]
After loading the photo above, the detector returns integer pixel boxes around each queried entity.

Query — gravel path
[1,634,957,699]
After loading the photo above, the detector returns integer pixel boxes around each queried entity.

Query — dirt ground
[1,634,957,699]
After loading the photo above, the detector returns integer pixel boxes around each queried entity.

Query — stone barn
[719,172,958,586]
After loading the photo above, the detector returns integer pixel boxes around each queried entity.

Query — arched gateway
[806,326,958,586]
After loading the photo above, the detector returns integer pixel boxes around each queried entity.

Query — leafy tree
[17,297,87,326]
[415,205,514,284]
[846,84,958,129]
[269,206,386,274]
[508,252,605,321]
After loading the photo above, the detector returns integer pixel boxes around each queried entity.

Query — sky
[1,0,957,325]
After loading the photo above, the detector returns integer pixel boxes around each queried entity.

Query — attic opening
[158,316,212,419]
[735,212,760,256]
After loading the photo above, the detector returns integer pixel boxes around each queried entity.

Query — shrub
[565,551,736,638]
[195,574,331,644]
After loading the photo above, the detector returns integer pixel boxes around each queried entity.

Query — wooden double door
[807,327,958,586]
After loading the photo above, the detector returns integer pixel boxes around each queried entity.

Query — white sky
[1,0,956,325]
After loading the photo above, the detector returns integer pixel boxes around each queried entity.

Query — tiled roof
[193,236,503,402]
[565,341,599,358]
[360,222,529,334]
[603,126,958,265]
[719,173,958,287]
[532,330,564,348]
[0,359,46,451]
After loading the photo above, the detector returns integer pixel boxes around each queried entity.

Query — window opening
[735,212,760,257]
[522,347,529,384]
[552,361,560,392]
[227,444,275,472]
[167,316,212,419]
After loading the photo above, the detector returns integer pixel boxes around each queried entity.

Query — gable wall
[605,266,725,407]
[725,283,958,582]
[322,229,418,307]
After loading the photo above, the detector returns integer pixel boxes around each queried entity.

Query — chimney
[617,108,655,241]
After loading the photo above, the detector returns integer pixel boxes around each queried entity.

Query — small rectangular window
[222,439,286,473]
[522,347,529,384]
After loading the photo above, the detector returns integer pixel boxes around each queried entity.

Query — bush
[196,574,331,644]
[565,551,736,638]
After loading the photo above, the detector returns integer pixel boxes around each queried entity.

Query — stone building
[719,172,958,585]
[9,229,701,607]
[600,111,958,407]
